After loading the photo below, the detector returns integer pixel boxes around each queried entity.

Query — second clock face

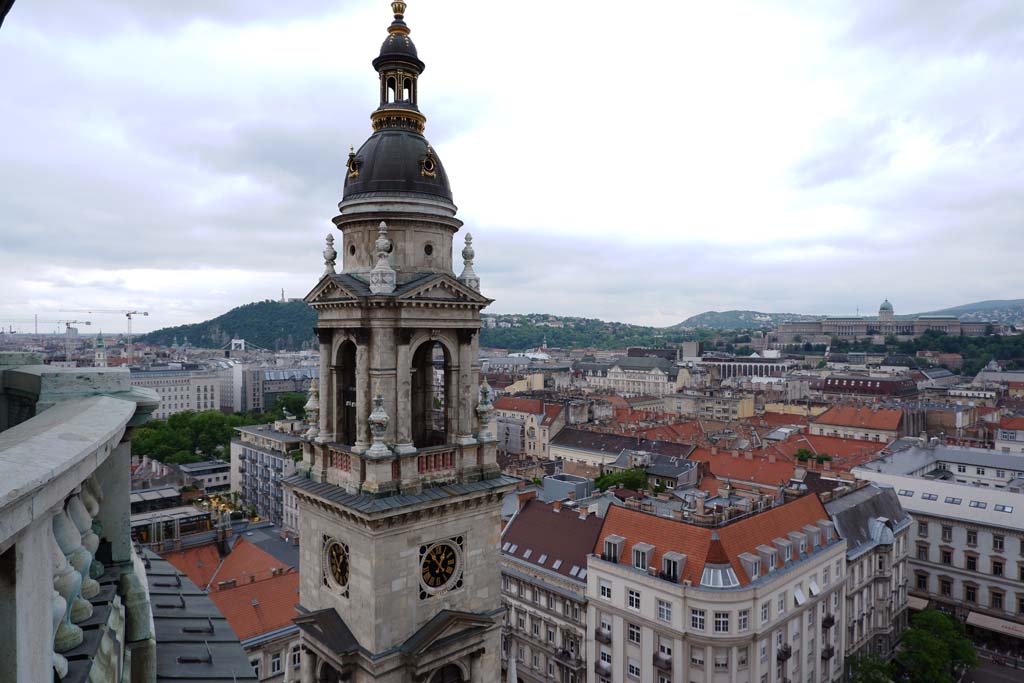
[327,541,349,587]
[421,542,459,590]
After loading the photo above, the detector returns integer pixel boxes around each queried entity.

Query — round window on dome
[349,244,356,256]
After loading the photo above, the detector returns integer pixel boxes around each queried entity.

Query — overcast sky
[1,1,1022,334]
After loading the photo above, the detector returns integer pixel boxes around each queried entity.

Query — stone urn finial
[324,234,337,275]
[366,394,393,457]
[476,377,495,442]
[458,232,480,292]
[369,222,397,294]
[304,377,320,441]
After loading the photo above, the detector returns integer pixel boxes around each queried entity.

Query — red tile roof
[541,404,563,427]
[594,494,830,587]
[759,412,810,428]
[813,405,903,431]
[1000,417,1024,430]
[494,397,544,415]
[210,537,292,589]
[502,499,603,582]
[161,543,223,590]
[688,447,795,486]
[208,572,300,641]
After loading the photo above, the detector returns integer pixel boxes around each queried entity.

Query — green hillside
[673,310,819,329]
[137,300,317,351]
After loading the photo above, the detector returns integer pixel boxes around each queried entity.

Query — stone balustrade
[0,356,158,682]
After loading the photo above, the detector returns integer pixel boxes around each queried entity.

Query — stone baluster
[51,529,87,649]
[83,475,104,536]
[54,505,100,599]
[69,491,104,578]
[52,589,70,677]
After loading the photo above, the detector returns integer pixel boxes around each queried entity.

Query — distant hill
[917,299,1024,325]
[137,300,316,351]
[672,310,819,330]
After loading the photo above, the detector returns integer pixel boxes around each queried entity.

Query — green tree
[815,453,832,464]
[270,392,307,419]
[795,448,813,462]
[594,468,648,491]
[896,610,977,683]
[848,654,892,683]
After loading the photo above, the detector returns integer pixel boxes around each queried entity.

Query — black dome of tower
[343,1,452,202]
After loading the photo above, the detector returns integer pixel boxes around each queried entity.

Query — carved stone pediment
[396,274,490,307]
[306,275,363,305]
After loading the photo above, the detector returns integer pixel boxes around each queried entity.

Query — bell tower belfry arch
[285,4,516,682]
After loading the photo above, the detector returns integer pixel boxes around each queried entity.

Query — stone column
[94,441,133,565]
[301,648,316,683]
[317,332,333,443]
[456,332,475,444]
[369,327,397,445]
[354,332,372,452]
[395,337,414,454]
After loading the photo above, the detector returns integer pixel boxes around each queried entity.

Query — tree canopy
[894,609,978,683]
[594,468,648,492]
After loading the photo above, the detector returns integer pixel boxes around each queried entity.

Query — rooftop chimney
[552,500,562,512]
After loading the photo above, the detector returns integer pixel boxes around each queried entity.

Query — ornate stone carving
[366,395,393,458]
[369,221,397,294]
[476,377,495,442]
[324,234,338,275]
[457,233,480,291]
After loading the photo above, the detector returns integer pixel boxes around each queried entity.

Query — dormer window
[756,544,777,573]
[739,552,761,581]
[817,520,836,543]
[774,538,793,564]
[661,552,686,582]
[603,535,625,563]
[633,543,654,571]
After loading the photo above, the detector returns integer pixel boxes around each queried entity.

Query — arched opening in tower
[335,340,357,446]
[411,340,450,447]
[429,663,465,683]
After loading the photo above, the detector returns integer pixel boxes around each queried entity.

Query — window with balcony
[633,543,653,571]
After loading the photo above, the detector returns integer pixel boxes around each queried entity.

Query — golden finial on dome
[391,1,407,19]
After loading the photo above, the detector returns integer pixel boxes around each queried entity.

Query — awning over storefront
[907,595,929,610]
[966,612,1024,640]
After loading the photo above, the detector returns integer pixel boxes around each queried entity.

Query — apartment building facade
[130,365,221,420]
[585,495,847,683]
[230,422,302,526]
[501,495,603,683]
[824,484,912,668]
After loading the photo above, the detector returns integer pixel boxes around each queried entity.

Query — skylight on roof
[898,489,914,497]
[922,493,938,501]
[552,560,562,570]
[569,565,581,577]
[537,554,547,564]
[509,544,518,553]
[578,569,588,579]
[501,542,511,551]
[945,497,962,505]
[969,500,987,509]
[522,549,532,559]
[995,504,1014,513]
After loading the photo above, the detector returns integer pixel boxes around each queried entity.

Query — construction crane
[60,309,149,365]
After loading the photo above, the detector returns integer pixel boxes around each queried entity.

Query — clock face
[421,542,459,590]
[327,541,349,587]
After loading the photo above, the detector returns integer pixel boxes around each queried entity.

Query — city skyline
[1,1,1021,333]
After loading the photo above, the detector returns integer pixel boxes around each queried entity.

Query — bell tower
[286,4,516,682]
